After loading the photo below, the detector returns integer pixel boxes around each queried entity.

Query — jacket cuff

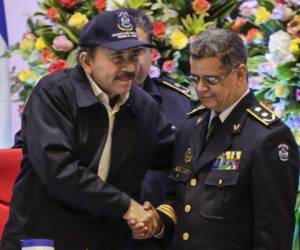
[156,204,176,245]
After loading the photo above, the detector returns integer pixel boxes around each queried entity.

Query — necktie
[205,115,222,142]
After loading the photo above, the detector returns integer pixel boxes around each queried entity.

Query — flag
[0,0,11,148]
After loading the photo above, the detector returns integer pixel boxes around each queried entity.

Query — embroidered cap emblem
[117,11,133,31]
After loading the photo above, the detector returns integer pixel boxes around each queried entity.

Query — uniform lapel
[193,122,232,174]
[190,111,210,165]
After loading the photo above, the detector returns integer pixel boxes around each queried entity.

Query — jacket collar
[71,65,99,108]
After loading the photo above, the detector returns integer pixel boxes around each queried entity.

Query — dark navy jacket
[1,66,174,250]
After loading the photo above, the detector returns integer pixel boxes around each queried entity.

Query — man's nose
[196,79,209,92]
[123,59,137,72]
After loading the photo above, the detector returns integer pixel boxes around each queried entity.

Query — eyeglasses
[186,65,239,86]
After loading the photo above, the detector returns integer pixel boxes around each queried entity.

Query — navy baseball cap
[79,9,153,50]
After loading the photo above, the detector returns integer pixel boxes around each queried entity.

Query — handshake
[123,199,162,239]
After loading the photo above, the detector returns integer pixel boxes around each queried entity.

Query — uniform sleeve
[22,82,130,219]
[252,125,299,250]
[156,198,176,245]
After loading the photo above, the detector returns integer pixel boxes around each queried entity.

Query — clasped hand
[123,199,161,239]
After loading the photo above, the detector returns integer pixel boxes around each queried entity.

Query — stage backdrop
[0,0,38,147]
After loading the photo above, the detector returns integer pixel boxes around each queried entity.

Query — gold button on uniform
[183,232,189,240]
[190,178,197,186]
[184,204,191,213]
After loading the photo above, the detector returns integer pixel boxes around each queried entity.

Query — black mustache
[116,71,135,81]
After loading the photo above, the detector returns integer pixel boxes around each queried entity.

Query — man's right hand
[124,200,162,239]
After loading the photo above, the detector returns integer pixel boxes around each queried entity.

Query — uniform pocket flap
[205,170,239,187]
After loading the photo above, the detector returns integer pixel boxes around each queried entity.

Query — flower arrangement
[237,0,300,147]
[5,0,300,146]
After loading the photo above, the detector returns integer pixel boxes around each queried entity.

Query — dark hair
[190,28,247,71]
[125,8,153,43]
[77,46,99,64]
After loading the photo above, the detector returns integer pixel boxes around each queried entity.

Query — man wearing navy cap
[1,9,174,250]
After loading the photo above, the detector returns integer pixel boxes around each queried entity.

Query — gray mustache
[116,71,135,81]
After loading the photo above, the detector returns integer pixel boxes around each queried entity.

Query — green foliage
[181,14,215,35]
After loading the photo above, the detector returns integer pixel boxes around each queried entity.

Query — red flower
[162,60,175,73]
[47,7,60,21]
[95,0,106,10]
[47,60,68,74]
[40,49,55,64]
[153,21,166,38]
[58,0,77,9]
[192,0,211,15]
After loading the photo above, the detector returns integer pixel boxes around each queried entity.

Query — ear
[79,52,93,74]
[236,64,247,83]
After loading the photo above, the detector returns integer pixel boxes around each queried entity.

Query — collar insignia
[184,148,193,163]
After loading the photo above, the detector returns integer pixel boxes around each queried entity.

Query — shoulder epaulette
[247,103,280,126]
[187,105,207,117]
[159,77,191,98]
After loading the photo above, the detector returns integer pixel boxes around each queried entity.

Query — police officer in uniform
[1,10,174,250]
[128,9,193,207]
[132,28,299,250]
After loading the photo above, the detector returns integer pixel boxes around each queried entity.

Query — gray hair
[190,28,247,71]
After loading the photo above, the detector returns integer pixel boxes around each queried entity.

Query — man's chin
[117,81,132,94]
[200,98,217,110]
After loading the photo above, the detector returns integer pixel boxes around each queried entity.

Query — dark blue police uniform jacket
[159,92,299,250]
[0,66,174,250]
[141,76,192,207]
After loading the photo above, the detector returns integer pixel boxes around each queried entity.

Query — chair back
[0,148,22,238]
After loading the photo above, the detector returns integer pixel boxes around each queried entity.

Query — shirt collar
[210,88,250,123]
